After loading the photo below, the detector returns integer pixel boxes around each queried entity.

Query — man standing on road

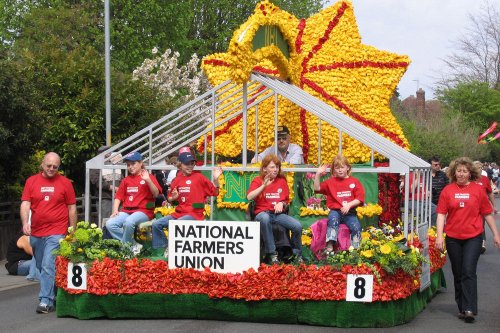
[430,156,448,206]
[20,152,77,314]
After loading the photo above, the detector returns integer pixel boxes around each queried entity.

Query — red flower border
[56,238,445,302]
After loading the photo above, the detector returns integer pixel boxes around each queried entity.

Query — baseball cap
[277,125,290,136]
[123,151,143,162]
[179,146,192,154]
[179,152,196,164]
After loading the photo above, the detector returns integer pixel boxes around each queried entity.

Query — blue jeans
[446,234,482,314]
[106,211,149,244]
[151,214,194,249]
[30,234,64,306]
[327,210,362,248]
[256,211,302,255]
[17,259,40,281]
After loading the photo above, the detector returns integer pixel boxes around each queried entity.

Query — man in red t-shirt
[20,152,77,314]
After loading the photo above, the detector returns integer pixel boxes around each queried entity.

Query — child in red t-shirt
[314,155,364,252]
[151,148,222,257]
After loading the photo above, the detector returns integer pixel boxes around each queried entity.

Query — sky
[324,0,493,100]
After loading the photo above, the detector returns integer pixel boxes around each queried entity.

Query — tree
[11,5,175,192]
[438,1,500,90]
[436,81,500,128]
[395,107,490,166]
[0,46,44,200]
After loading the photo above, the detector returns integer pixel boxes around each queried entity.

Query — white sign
[346,274,373,302]
[168,220,260,273]
[67,263,87,290]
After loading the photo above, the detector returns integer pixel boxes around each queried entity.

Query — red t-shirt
[247,176,290,215]
[169,172,218,220]
[21,173,76,237]
[436,182,493,239]
[476,175,492,194]
[316,176,365,210]
[115,173,162,219]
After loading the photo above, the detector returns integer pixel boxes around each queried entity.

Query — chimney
[416,88,425,113]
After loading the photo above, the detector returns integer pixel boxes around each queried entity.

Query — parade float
[74,0,442,327]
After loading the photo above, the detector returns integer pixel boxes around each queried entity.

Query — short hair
[429,156,441,163]
[447,157,480,182]
[331,155,352,176]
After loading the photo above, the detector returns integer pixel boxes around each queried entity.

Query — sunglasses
[45,164,59,170]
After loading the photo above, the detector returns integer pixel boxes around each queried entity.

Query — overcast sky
[324,0,494,100]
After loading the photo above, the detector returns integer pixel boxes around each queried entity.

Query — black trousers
[445,234,482,314]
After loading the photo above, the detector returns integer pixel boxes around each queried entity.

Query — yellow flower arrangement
[201,0,410,163]
[299,203,383,218]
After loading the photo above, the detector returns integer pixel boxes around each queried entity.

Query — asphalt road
[1,201,499,333]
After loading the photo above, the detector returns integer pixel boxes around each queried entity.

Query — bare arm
[314,164,328,192]
[247,175,271,201]
[141,169,160,197]
[435,213,446,251]
[20,201,31,235]
[67,204,77,231]
[484,214,500,249]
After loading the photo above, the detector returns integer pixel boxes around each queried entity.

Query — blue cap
[123,151,143,162]
[178,152,196,164]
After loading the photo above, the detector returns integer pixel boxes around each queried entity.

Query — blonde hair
[331,155,352,177]
[447,157,481,182]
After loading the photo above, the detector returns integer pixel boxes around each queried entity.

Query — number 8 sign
[346,274,373,302]
[67,263,87,290]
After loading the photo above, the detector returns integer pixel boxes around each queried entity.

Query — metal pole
[105,0,111,146]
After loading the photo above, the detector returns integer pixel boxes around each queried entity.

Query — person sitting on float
[247,154,303,264]
[151,147,222,258]
[106,151,162,254]
[313,155,364,254]
[251,125,304,164]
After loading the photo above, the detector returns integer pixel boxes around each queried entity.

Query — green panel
[57,270,446,327]
[252,25,290,59]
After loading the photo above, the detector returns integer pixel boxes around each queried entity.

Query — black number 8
[71,265,83,287]
[354,277,366,299]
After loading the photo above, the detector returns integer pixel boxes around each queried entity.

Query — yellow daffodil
[361,249,374,258]
[201,0,410,163]
[379,244,392,254]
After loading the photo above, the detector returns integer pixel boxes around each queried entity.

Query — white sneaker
[131,243,143,255]
[163,248,169,259]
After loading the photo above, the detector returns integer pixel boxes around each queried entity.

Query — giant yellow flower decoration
[201,0,410,164]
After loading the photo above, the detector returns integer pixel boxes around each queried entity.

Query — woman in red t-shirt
[436,157,500,323]
[106,151,162,251]
[313,155,364,253]
[247,154,303,265]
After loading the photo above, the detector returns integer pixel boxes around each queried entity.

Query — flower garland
[215,161,294,210]
[375,162,401,225]
[200,0,410,163]
[299,203,382,218]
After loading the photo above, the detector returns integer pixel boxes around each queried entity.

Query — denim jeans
[151,214,194,249]
[106,211,149,244]
[446,234,482,314]
[256,211,302,255]
[30,234,64,306]
[327,210,362,248]
[17,259,40,281]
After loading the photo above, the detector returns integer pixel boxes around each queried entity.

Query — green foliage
[327,226,429,280]
[55,221,133,262]
[395,106,490,166]
[436,81,500,129]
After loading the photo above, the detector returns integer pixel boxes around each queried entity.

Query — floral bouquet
[56,221,133,262]
[326,226,429,283]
